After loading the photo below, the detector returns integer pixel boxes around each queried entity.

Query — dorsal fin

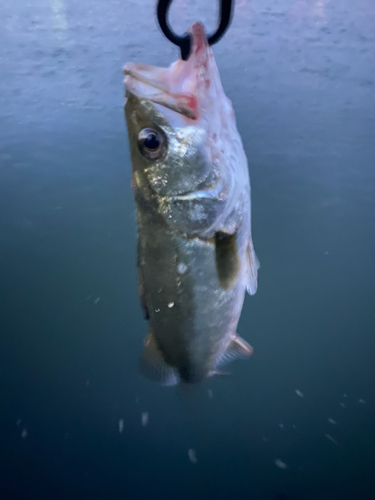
[139,332,179,386]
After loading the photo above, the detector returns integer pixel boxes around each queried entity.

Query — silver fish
[123,22,259,385]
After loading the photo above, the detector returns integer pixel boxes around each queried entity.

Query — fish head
[124,91,212,199]
[124,22,236,203]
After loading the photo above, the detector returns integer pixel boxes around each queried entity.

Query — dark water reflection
[1,1,375,499]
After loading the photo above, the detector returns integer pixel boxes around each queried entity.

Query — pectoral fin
[215,231,241,290]
[246,236,260,295]
[139,332,179,386]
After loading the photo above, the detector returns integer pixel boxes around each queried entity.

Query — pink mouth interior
[124,22,213,122]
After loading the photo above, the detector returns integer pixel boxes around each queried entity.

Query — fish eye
[138,128,165,159]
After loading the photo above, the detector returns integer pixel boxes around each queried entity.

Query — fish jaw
[123,21,235,133]
[124,63,198,121]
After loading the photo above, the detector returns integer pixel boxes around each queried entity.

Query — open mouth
[124,63,198,120]
[124,23,216,124]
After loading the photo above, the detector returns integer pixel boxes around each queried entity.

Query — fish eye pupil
[144,133,159,151]
[138,128,165,159]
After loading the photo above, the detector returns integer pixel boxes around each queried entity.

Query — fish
[123,21,259,385]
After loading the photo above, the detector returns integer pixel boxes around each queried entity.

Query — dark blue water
[1,1,375,499]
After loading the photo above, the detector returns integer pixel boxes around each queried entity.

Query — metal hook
[157,0,234,61]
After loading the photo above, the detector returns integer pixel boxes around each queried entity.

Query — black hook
[157,0,234,61]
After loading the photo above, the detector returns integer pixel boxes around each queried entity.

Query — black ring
[157,0,234,60]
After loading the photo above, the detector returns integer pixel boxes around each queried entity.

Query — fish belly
[138,214,246,383]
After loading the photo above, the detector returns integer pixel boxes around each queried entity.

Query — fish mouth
[123,22,215,122]
[124,64,198,120]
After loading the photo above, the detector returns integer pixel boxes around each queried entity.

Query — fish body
[124,22,259,384]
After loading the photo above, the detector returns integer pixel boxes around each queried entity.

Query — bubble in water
[141,412,149,427]
[275,459,287,469]
[325,434,338,445]
[118,419,124,433]
[188,449,197,464]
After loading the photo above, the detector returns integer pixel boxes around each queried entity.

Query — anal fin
[215,335,254,369]
[139,332,179,386]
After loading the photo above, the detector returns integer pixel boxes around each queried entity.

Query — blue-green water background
[1,0,375,499]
